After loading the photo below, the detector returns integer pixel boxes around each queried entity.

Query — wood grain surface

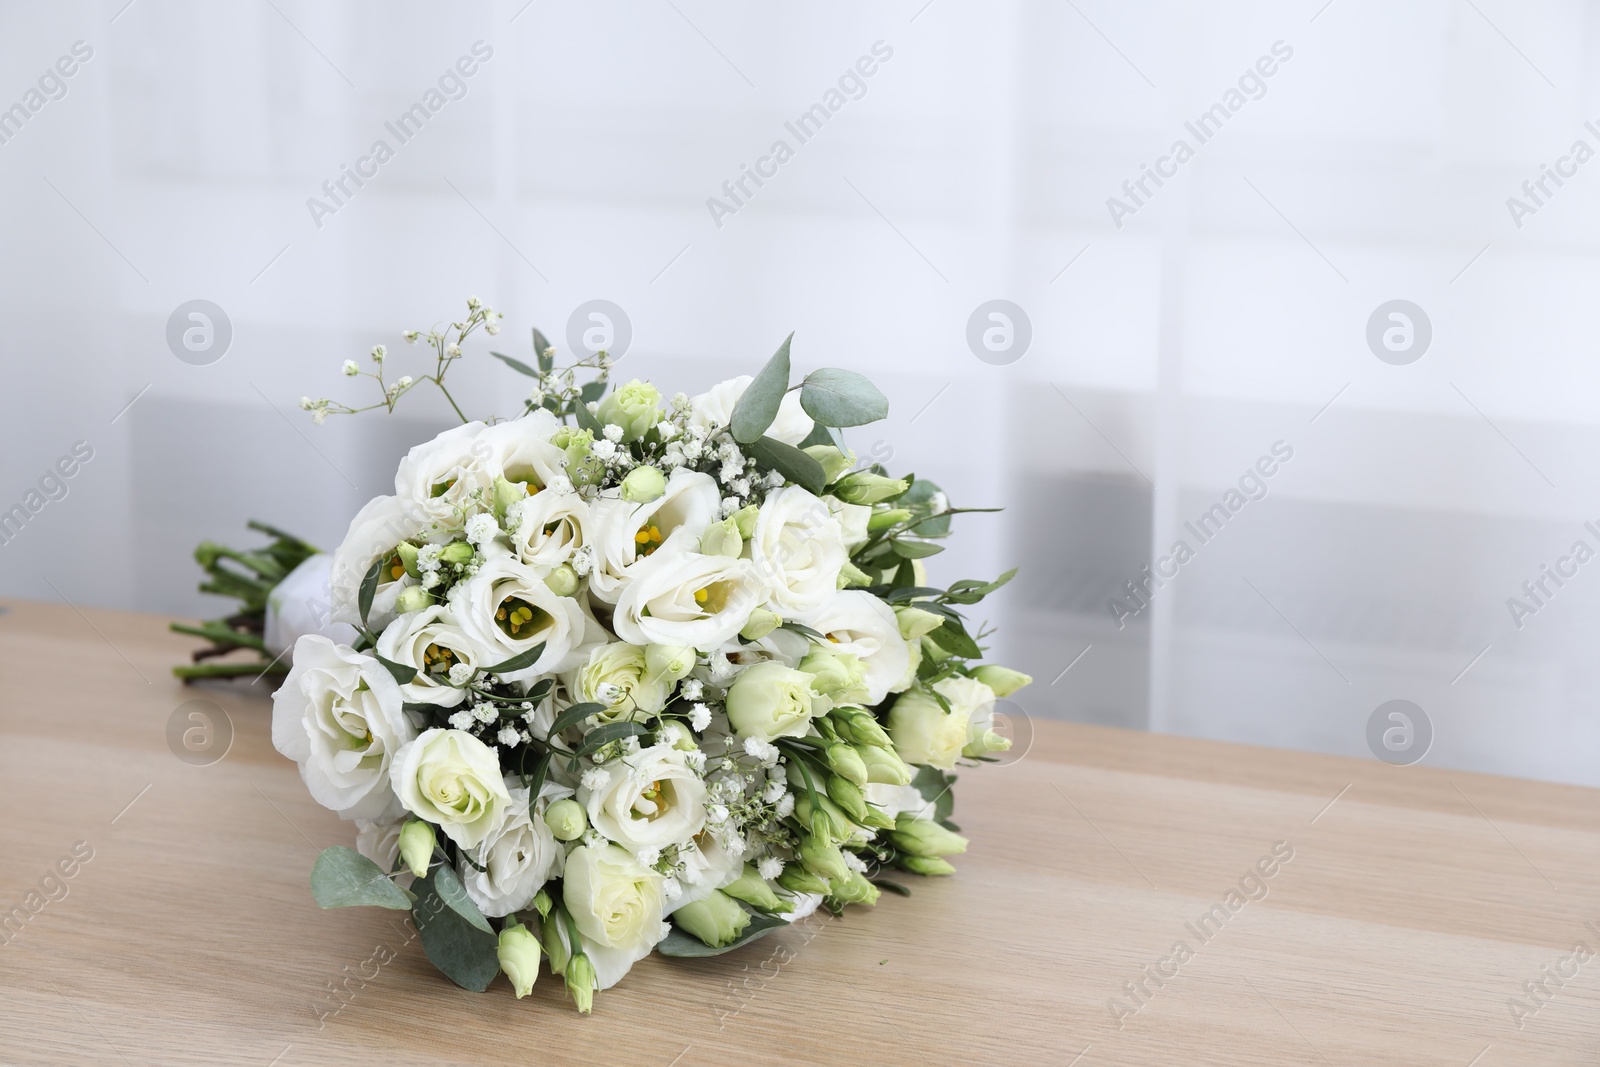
[1,599,1597,1066]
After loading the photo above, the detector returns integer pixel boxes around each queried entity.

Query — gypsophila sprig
[190,307,1028,1011]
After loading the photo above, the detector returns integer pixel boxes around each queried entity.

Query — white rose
[579,743,708,853]
[506,486,588,571]
[611,550,766,650]
[886,676,996,771]
[459,779,571,917]
[328,495,430,628]
[375,605,491,708]
[563,844,669,988]
[724,660,822,741]
[394,421,496,529]
[476,410,567,491]
[749,486,847,617]
[586,469,722,604]
[689,375,814,446]
[449,551,591,681]
[796,591,912,706]
[937,674,1000,748]
[271,635,418,822]
[561,642,671,724]
[389,728,511,849]
[264,554,358,657]
[829,498,872,552]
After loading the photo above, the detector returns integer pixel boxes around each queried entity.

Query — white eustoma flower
[328,494,431,628]
[688,375,814,446]
[506,486,589,571]
[355,818,404,872]
[562,844,670,989]
[375,605,490,708]
[475,410,567,491]
[459,779,571,917]
[586,469,721,604]
[389,728,511,849]
[864,782,935,822]
[611,550,766,650]
[271,635,418,822]
[578,743,708,853]
[670,828,745,913]
[796,590,913,706]
[264,553,358,657]
[828,497,872,552]
[394,421,495,528]
[749,486,848,617]
[449,549,591,681]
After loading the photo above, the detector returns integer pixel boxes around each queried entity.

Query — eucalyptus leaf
[799,368,888,427]
[490,350,539,378]
[730,334,793,444]
[413,871,500,992]
[747,436,825,494]
[432,862,493,933]
[311,846,412,911]
[357,558,382,627]
[483,642,548,676]
[572,720,649,758]
[910,765,957,823]
[656,906,788,958]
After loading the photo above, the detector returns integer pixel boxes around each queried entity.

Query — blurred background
[2,0,1596,786]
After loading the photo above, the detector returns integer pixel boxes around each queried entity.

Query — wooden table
[2,600,1597,1066]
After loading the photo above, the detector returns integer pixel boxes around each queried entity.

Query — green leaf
[656,906,788,958]
[797,421,834,450]
[311,847,412,911]
[799,368,888,428]
[748,436,825,494]
[779,621,827,642]
[483,642,548,676]
[523,750,552,808]
[375,653,419,685]
[870,878,912,897]
[731,333,793,444]
[548,701,609,736]
[579,380,607,404]
[357,558,382,627]
[910,765,957,823]
[927,617,982,659]
[412,871,500,992]
[432,863,493,933]
[490,350,539,378]
[890,539,944,560]
[572,720,649,758]
[572,393,605,436]
[533,327,554,372]
[883,586,946,603]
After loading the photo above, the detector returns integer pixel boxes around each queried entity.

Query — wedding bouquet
[205,299,1029,1011]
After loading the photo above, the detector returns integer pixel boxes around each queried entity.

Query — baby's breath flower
[757,857,783,880]
[342,360,360,376]
[371,344,387,361]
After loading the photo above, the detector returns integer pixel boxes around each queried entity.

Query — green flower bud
[867,508,913,533]
[439,541,474,565]
[397,819,435,878]
[834,472,909,505]
[837,561,874,588]
[596,379,663,442]
[543,798,587,841]
[799,649,867,702]
[823,742,868,788]
[659,720,698,752]
[887,815,969,858]
[620,464,667,503]
[645,644,697,685]
[721,863,784,912]
[826,775,868,822]
[831,707,891,749]
[894,605,945,641]
[777,862,830,895]
[858,805,895,831]
[493,474,527,519]
[900,855,957,877]
[395,540,420,579]
[393,585,434,615]
[792,792,855,839]
[565,951,596,1014]
[800,834,851,885]
[497,923,542,999]
[699,517,743,558]
[963,728,1012,759]
[553,427,601,486]
[540,913,569,975]
[543,563,580,597]
[672,889,751,948]
[973,664,1033,697]
[859,744,913,786]
[802,444,854,484]
[731,503,761,538]
[531,888,553,919]
[739,608,782,641]
[830,869,880,907]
